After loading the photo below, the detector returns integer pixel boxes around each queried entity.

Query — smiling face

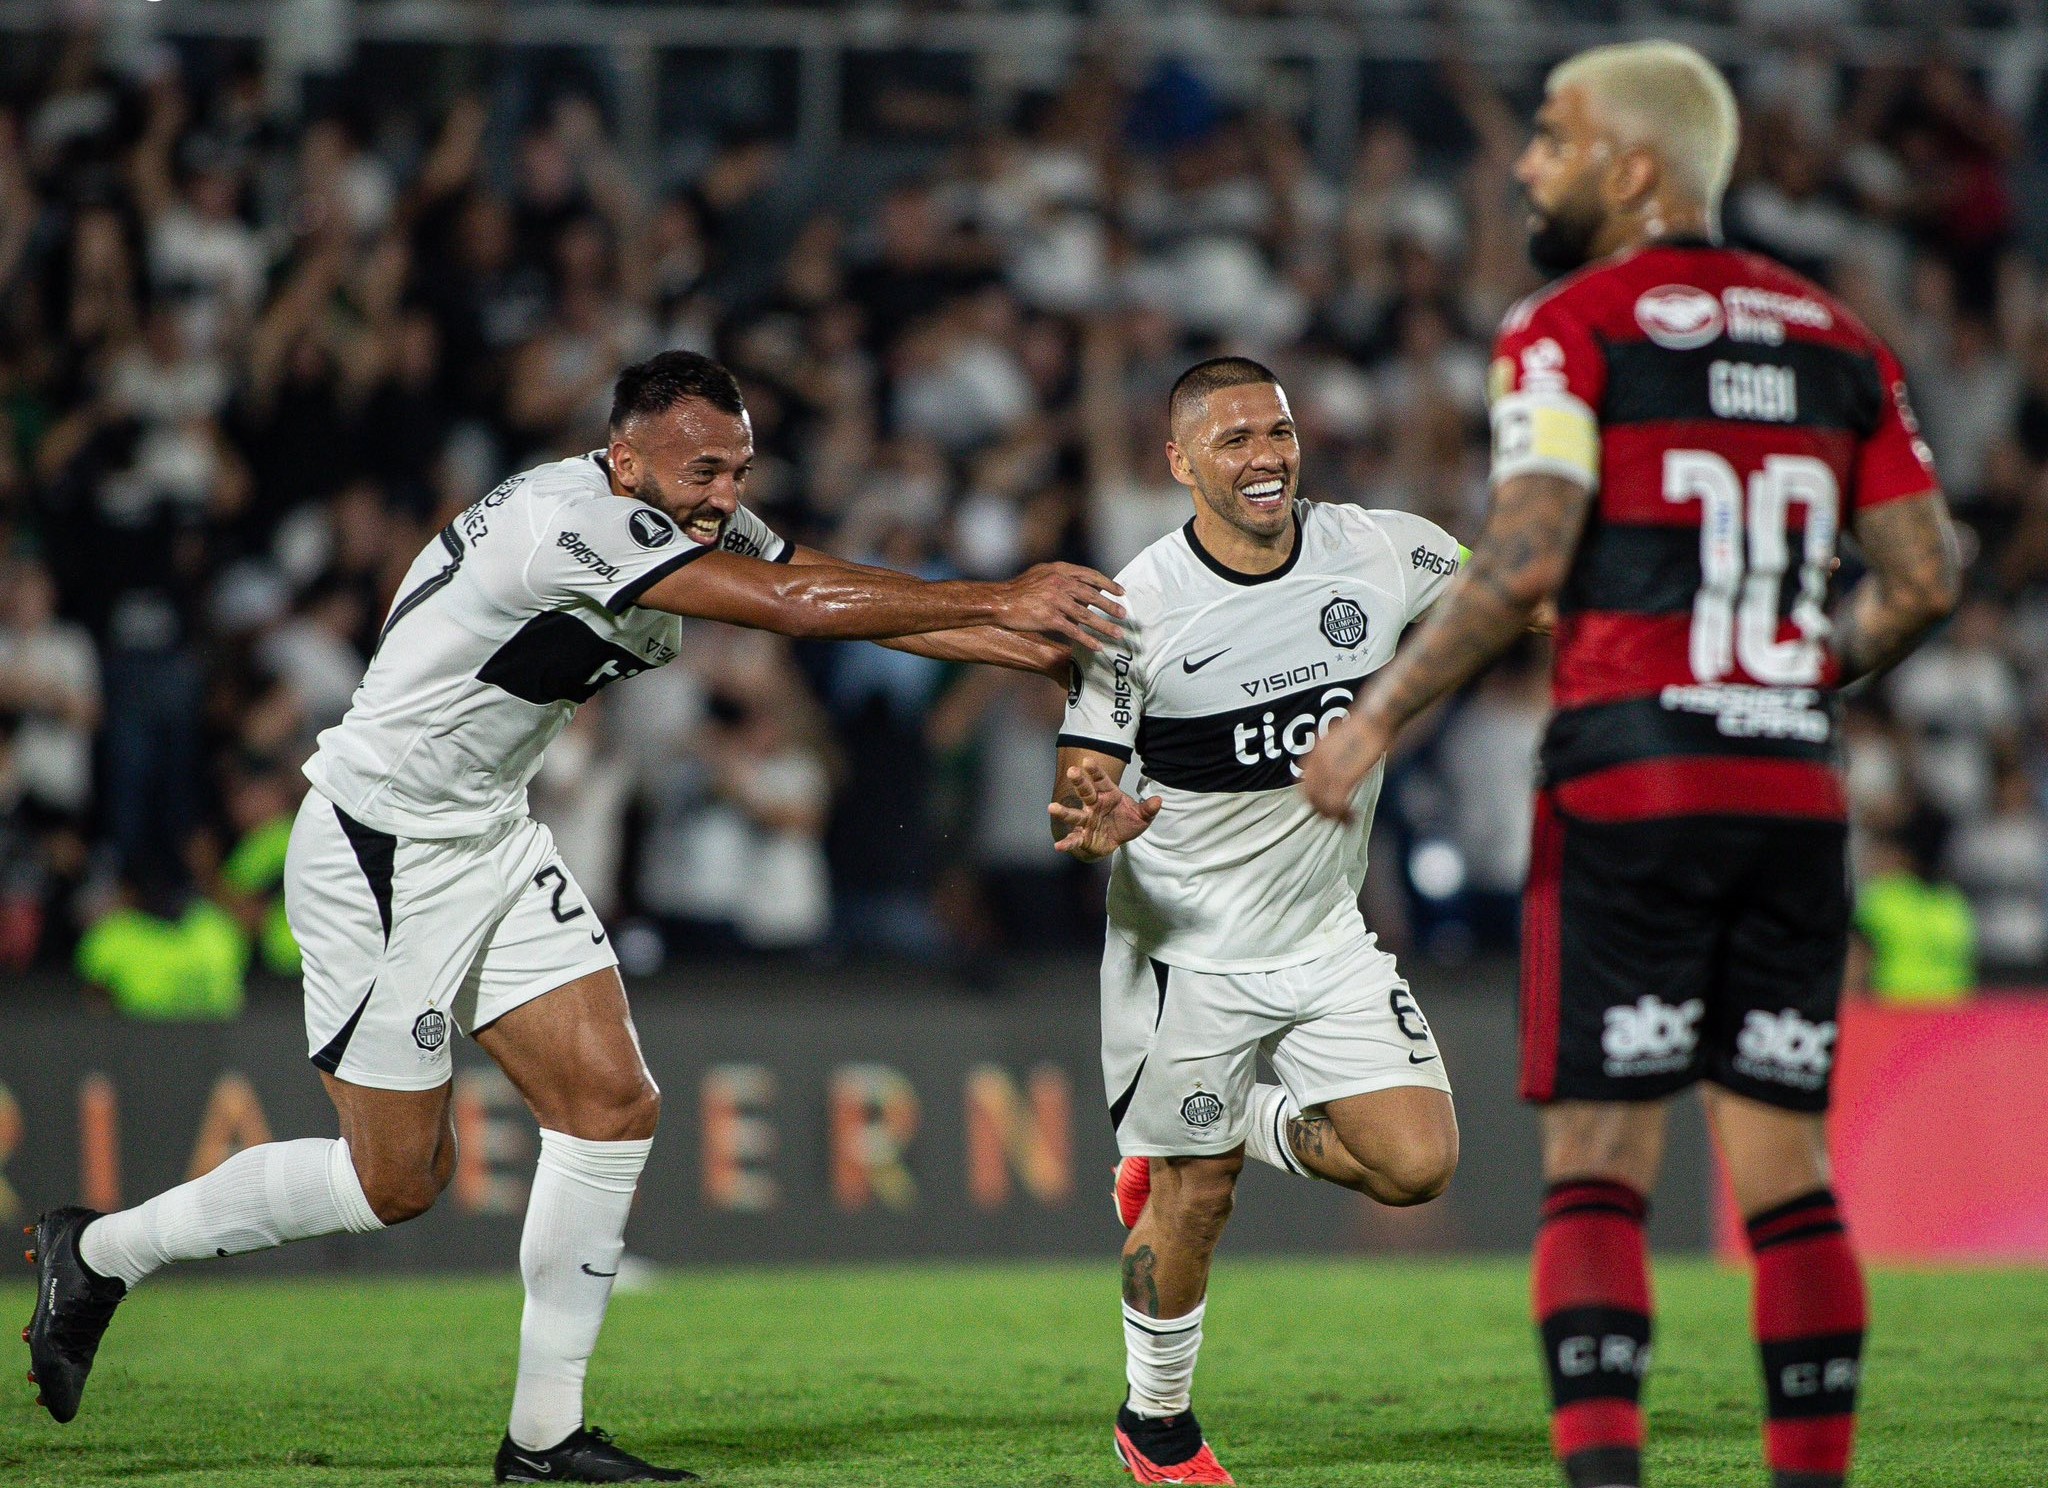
[1166,380,1300,546]
[606,397,755,546]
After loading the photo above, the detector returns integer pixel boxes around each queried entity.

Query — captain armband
[1489,389,1600,491]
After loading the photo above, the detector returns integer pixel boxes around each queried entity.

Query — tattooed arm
[1834,490,1961,685]
[1299,472,1593,820]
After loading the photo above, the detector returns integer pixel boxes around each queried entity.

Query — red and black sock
[1748,1189,1865,1488]
[1534,1180,1652,1488]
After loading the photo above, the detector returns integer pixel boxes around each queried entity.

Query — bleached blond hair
[1547,40,1740,213]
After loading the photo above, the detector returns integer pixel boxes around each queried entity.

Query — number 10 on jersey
[1664,449,1839,687]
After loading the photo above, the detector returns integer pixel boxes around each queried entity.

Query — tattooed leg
[1118,1151,1242,1318]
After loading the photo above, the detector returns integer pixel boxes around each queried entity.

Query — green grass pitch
[1,1259,2042,1486]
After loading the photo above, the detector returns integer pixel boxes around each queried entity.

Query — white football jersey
[305,452,787,839]
[1059,500,1461,972]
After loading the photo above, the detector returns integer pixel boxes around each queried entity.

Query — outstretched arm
[1049,747,1161,863]
[1834,490,1961,685]
[636,548,1124,651]
[786,545,1074,679]
[1299,471,1591,820]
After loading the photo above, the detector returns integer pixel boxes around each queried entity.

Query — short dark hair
[609,350,746,431]
[1168,356,1282,434]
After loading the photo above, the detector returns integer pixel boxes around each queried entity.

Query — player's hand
[993,563,1125,652]
[1049,760,1162,862]
[1298,712,1393,823]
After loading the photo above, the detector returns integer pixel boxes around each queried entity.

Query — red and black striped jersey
[1487,241,1940,823]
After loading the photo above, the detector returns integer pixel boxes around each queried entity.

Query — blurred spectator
[1887,597,2023,821]
[76,864,248,1021]
[1853,835,1977,1004]
[0,557,100,826]
[0,717,47,970]
[1435,641,1548,948]
[1945,766,2048,975]
[214,769,305,978]
[928,666,1095,953]
[0,18,2042,980]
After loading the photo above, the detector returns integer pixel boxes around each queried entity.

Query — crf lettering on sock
[1533,1179,1652,1488]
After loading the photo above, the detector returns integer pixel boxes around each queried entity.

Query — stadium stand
[0,3,2043,983]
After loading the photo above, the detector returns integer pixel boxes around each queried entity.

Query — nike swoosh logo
[580,1263,618,1277]
[589,929,607,943]
[508,1457,554,1478]
[1182,649,1230,674]
[1408,1052,1439,1065]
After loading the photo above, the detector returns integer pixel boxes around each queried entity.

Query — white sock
[1241,1083,1307,1176]
[79,1138,384,1288]
[1124,1298,1205,1417]
[508,1130,652,1451]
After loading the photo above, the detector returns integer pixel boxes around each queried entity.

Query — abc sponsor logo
[1733,1008,1837,1090]
[1602,995,1705,1077]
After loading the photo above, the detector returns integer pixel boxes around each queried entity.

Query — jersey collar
[1181,508,1304,586]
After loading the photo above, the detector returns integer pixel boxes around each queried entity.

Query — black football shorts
[1519,794,1850,1113]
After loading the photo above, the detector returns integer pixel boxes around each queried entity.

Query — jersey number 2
[1663,449,1838,687]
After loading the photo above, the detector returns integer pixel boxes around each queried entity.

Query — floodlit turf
[0,1259,2042,1486]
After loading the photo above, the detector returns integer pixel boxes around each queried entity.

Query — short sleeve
[1853,344,1942,511]
[1488,289,1606,491]
[718,505,792,564]
[1368,509,1465,622]
[1057,593,1147,762]
[526,500,713,613]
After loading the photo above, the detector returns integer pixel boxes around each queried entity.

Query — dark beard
[1526,200,1602,278]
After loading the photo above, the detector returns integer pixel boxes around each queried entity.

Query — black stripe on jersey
[606,544,714,613]
[1056,733,1135,762]
[378,524,465,649]
[1108,959,1173,1133]
[1542,693,1837,785]
[1137,675,1369,793]
[1562,525,1827,616]
[333,804,396,941]
[310,984,374,1074]
[1600,338,1884,433]
[477,612,657,704]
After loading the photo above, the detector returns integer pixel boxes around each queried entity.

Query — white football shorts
[1101,929,1452,1158]
[286,790,619,1091]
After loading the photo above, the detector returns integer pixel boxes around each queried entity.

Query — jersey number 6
[1663,449,1839,688]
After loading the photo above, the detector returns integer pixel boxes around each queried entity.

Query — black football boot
[22,1207,127,1423]
[494,1425,700,1483]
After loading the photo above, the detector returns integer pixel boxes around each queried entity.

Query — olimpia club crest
[1320,597,1367,649]
[1180,1090,1223,1128]
[412,1009,448,1051]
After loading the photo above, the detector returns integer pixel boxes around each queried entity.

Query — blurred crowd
[2,13,2045,1001]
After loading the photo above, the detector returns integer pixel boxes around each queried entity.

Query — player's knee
[357,1157,450,1226]
[1159,1154,1242,1238]
[576,1076,661,1143]
[1367,1129,1458,1206]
